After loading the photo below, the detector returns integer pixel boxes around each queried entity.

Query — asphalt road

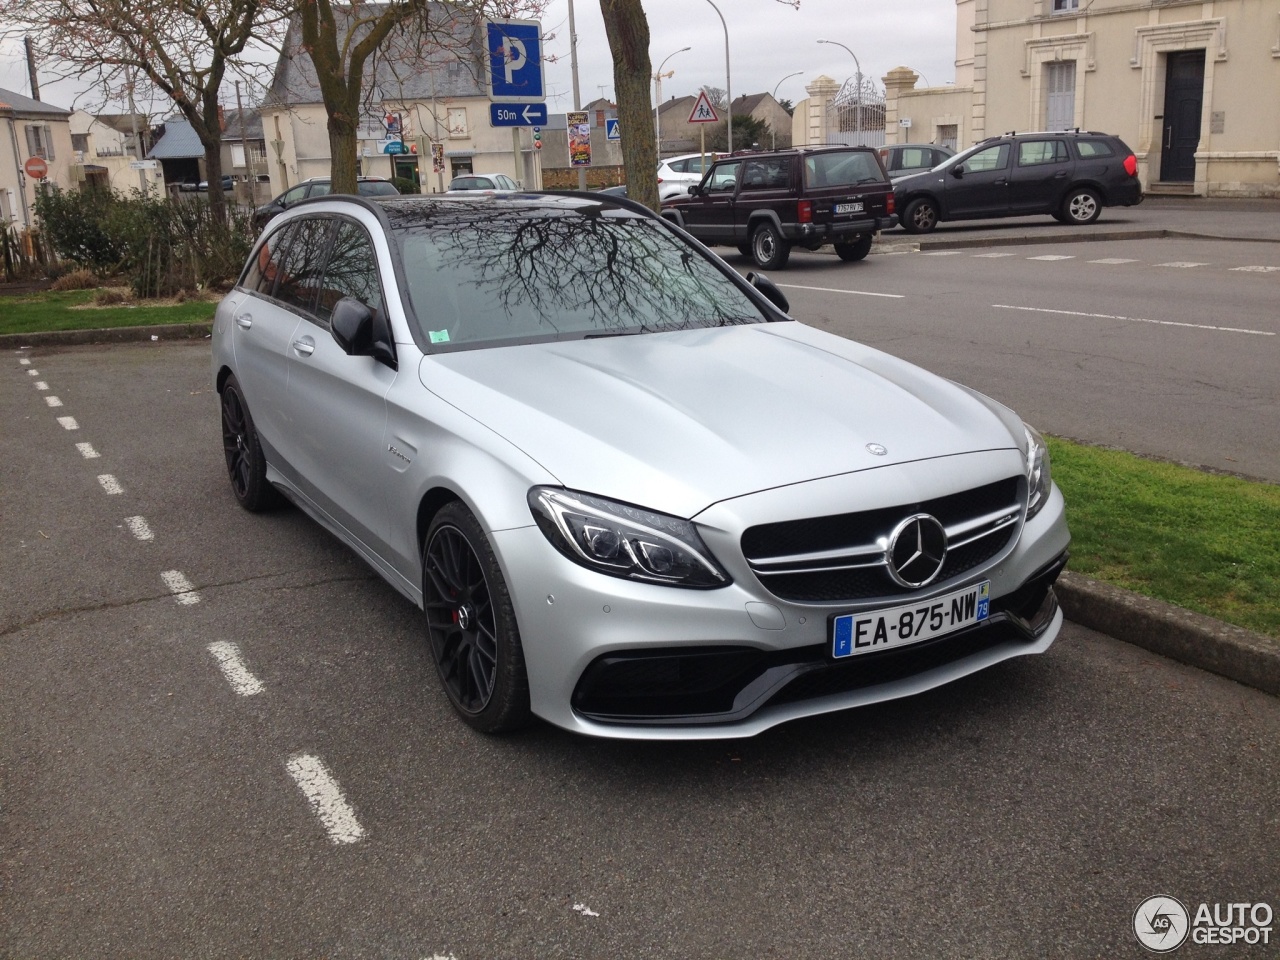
[771,235,1280,481]
[3,338,1277,958]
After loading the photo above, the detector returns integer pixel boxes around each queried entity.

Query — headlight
[528,487,730,589]
[1024,423,1052,520]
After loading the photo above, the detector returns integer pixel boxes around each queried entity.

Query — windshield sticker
[429,329,450,344]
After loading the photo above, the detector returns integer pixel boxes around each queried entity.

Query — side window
[308,182,332,198]
[963,144,1011,173]
[669,158,689,173]
[1075,139,1115,159]
[274,218,336,318]
[740,159,788,191]
[705,161,741,191]
[1018,140,1067,166]
[278,185,308,208]
[243,224,295,297]
[316,221,384,323]
[901,147,932,169]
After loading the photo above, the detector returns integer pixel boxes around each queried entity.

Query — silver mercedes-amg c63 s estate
[212,192,1069,739]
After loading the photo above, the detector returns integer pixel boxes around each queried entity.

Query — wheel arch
[417,485,464,559]
[746,209,785,234]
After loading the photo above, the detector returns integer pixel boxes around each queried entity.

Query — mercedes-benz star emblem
[866,443,888,456]
[886,514,948,588]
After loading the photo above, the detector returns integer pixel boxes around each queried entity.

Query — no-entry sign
[24,156,48,179]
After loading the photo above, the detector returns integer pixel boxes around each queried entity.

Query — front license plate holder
[830,581,991,659]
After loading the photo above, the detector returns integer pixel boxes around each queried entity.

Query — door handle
[293,336,315,357]
[235,314,252,329]
[1165,126,1173,150]
[995,178,1007,186]
[1054,171,1068,178]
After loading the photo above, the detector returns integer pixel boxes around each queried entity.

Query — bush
[95,287,129,305]
[391,176,420,195]
[35,186,255,298]
[50,268,98,291]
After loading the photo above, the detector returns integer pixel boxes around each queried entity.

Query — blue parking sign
[486,21,545,102]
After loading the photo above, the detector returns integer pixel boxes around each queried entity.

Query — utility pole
[127,67,148,193]
[567,0,586,191]
[235,81,250,205]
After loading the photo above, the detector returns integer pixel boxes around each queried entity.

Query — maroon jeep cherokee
[660,146,898,269]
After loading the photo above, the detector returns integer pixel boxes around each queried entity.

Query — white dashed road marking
[1156,261,1208,268]
[28,369,39,376]
[19,358,31,365]
[920,250,965,256]
[161,570,201,605]
[124,516,154,541]
[76,442,100,458]
[1027,255,1074,261]
[56,417,79,430]
[97,474,124,495]
[776,283,905,299]
[993,304,1274,337]
[972,252,1017,258]
[34,381,48,390]
[45,396,63,407]
[1090,258,1140,265]
[1231,265,1280,273]
[207,642,265,697]
[286,754,365,845]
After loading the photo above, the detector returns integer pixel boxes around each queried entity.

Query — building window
[936,124,958,152]
[1051,0,1079,12]
[71,133,89,153]
[447,107,468,138]
[25,124,55,160]
[1045,61,1076,130]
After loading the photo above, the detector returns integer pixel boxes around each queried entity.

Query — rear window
[804,152,884,188]
[1075,140,1115,159]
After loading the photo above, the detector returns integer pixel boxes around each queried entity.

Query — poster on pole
[567,111,592,167]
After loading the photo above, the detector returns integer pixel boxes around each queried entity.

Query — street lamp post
[702,0,731,152]
[817,38,862,144]
[771,71,802,150]
[654,46,691,155]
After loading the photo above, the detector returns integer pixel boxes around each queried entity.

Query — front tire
[901,197,939,234]
[834,234,874,262]
[750,222,791,270]
[422,502,530,734]
[1061,187,1101,225]
[220,374,280,512]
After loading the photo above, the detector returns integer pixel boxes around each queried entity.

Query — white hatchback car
[213,191,1070,740]
[446,173,519,193]
[657,152,722,200]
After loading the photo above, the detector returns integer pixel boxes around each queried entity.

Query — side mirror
[746,271,790,313]
[688,184,702,197]
[331,296,396,367]
[950,164,965,179]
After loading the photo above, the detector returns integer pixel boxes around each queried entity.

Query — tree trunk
[329,106,362,194]
[599,0,657,212]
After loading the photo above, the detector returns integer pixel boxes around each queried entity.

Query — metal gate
[827,76,886,148]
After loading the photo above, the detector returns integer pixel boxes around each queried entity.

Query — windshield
[391,202,767,350]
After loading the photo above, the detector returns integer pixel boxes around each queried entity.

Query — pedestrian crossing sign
[687,90,720,124]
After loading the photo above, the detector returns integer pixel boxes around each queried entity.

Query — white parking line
[993,304,1274,336]
[1231,265,1280,273]
[124,516,154,541]
[775,283,905,299]
[27,368,38,376]
[1089,258,1140,265]
[97,474,124,495]
[286,754,365,845]
[160,570,202,605]
[19,358,30,365]
[45,396,63,407]
[1027,255,1074,261]
[34,381,48,390]
[75,442,100,458]
[207,642,265,697]
[56,416,79,430]
[1156,261,1209,268]
[972,252,1017,258]
[920,250,965,256]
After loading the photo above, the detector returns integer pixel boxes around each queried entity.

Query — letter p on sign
[502,36,527,84]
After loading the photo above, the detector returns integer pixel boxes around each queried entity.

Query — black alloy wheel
[834,233,874,262]
[423,502,530,733]
[220,375,279,512]
[902,197,939,234]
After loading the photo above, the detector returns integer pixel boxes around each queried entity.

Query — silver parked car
[213,192,1069,739]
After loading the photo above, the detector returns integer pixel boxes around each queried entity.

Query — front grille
[742,477,1022,604]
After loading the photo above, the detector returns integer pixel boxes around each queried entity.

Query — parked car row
[252,177,400,230]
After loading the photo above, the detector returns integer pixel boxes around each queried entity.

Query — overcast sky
[0,0,958,114]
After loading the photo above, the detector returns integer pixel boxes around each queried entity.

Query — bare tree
[0,0,286,221]
[598,0,656,211]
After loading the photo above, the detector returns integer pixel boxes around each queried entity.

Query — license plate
[831,581,990,658]
[834,202,864,214]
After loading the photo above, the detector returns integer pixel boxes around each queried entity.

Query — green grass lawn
[0,289,215,336]
[1049,437,1279,637]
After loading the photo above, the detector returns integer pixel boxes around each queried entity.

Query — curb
[1056,571,1280,696]
[1,322,212,350]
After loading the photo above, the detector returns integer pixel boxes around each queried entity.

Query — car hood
[420,322,1021,519]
